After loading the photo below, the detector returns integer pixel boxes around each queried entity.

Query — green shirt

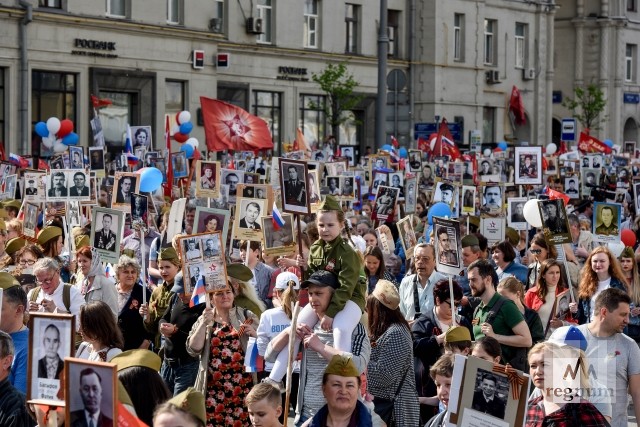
[472,293,525,364]
[307,237,366,318]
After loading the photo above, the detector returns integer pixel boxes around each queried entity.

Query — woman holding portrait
[115,255,152,350]
[187,285,258,426]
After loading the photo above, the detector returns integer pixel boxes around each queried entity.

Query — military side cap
[372,279,400,310]
[37,226,62,245]
[0,218,7,230]
[505,227,520,246]
[5,237,26,256]
[167,387,206,425]
[301,270,339,289]
[461,235,479,248]
[75,234,90,249]
[158,247,179,262]
[0,272,20,290]
[444,326,472,344]
[324,355,359,378]
[318,195,341,211]
[227,263,253,281]
[3,200,21,210]
[111,349,162,372]
[468,216,480,228]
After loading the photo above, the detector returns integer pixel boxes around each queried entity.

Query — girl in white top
[75,300,123,362]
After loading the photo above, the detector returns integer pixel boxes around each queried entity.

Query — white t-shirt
[257,307,299,372]
[590,278,611,321]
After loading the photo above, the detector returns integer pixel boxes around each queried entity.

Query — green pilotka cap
[318,195,341,211]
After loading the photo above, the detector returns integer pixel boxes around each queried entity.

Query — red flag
[433,118,461,160]
[117,402,148,427]
[391,135,399,148]
[200,97,274,152]
[38,159,50,171]
[544,186,570,205]
[417,137,429,152]
[577,131,612,154]
[509,86,526,125]
[295,128,310,152]
[90,94,112,109]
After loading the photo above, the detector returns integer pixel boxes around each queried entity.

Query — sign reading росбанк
[71,39,118,59]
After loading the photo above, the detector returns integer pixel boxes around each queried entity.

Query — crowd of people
[2,144,640,427]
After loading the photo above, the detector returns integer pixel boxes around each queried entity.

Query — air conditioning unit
[523,68,536,80]
[246,17,263,34]
[486,70,501,84]
[209,18,223,33]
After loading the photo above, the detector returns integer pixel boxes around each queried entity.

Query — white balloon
[178,111,191,125]
[523,199,543,228]
[52,139,67,153]
[41,136,53,149]
[483,148,492,157]
[46,117,61,135]
[546,143,557,155]
[172,125,181,135]
[608,242,625,258]
[186,137,199,148]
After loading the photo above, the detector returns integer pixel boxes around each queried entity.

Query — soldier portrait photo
[279,159,310,214]
[46,170,68,200]
[593,202,621,241]
[433,216,462,274]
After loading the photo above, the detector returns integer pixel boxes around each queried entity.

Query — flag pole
[283,299,300,426]
[139,225,147,311]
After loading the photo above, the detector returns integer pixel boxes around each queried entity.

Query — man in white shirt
[398,243,446,323]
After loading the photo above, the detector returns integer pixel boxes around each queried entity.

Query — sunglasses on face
[530,249,542,254]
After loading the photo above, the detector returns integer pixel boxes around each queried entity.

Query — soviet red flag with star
[200,96,274,152]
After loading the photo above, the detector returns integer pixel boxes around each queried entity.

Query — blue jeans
[295,414,309,427]
[160,359,199,395]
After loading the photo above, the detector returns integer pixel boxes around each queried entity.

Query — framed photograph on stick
[177,232,227,295]
[194,207,230,245]
[27,313,75,405]
[111,172,140,212]
[372,185,399,222]
[195,160,221,198]
[261,212,296,257]
[433,216,462,275]
[279,158,310,215]
[65,358,117,426]
[537,199,571,245]
[232,197,266,242]
[397,215,418,258]
[514,146,542,185]
[90,207,124,264]
[23,202,39,238]
[507,197,528,230]
[592,202,621,243]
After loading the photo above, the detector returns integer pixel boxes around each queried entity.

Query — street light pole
[375,0,388,150]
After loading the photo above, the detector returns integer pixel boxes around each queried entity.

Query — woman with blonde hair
[497,277,544,345]
[572,246,627,324]
[619,246,640,343]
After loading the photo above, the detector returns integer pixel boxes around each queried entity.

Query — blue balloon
[427,202,453,225]
[604,139,613,147]
[381,144,392,152]
[140,168,163,192]
[497,141,508,151]
[180,143,194,158]
[35,122,48,138]
[399,147,408,158]
[179,122,193,135]
[61,132,79,146]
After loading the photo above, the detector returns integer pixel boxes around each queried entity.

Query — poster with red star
[200,97,274,152]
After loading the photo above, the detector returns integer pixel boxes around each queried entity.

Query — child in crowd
[153,388,205,427]
[246,383,284,427]
[471,336,502,363]
[424,354,455,427]
[443,326,472,355]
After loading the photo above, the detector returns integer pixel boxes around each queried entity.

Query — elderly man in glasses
[27,258,84,325]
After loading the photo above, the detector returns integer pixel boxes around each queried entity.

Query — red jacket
[524,286,577,324]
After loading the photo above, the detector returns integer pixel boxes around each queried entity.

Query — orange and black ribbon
[492,363,526,400]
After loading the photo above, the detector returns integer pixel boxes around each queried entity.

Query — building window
[167,0,182,24]
[304,0,319,49]
[345,4,359,54]
[300,94,326,148]
[626,44,636,82]
[484,19,496,66]
[454,13,464,61]
[515,23,526,69]
[107,0,126,17]
[628,0,636,11]
[217,83,248,110]
[253,91,281,150]
[0,70,5,145]
[388,10,399,58]
[39,0,62,8]
[31,71,77,149]
[483,107,495,143]
[257,0,272,44]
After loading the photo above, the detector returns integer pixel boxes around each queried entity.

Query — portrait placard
[564,176,580,199]
[69,146,84,169]
[24,170,46,202]
[27,313,75,405]
[372,185,399,222]
[46,170,70,201]
[408,149,423,172]
[307,169,322,212]
[23,202,40,238]
[89,147,105,177]
[232,197,266,241]
[461,185,476,215]
[514,146,543,185]
[2,174,17,200]
[90,207,124,264]
[171,151,189,179]
[480,184,504,216]
[537,199,571,245]
[221,168,244,199]
[325,160,348,177]
[194,207,230,245]
[507,197,528,230]
[404,176,418,214]
[67,200,82,228]
[64,358,117,426]
[397,215,418,258]
[279,158,310,215]
[130,193,148,223]
[592,202,621,243]
[68,170,91,201]
[261,213,296,256]
[323,175,342,197]
[195,160,221,198]
[432,180,459,217]
[433,217,462,275]
[370,170,389,196]
[480,217,505,246]
[111,172,140,212]
[340,145,356,166]
[340,176,356,200]
[131,125,152,149]
[177,232,227,295]
[375,224,395,255]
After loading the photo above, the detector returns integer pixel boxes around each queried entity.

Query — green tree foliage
[310,62,363,144]
[562,84,608,131]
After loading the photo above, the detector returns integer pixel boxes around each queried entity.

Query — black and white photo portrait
[341,146,355,166]
[90,208,123,264]
[238,200,264,230]
[461,185,476,215]
[201,235,222,258]
[221,169,244,197]
[130,194,148,222]
[481,184,503,214]
[65,359,116,427]
[341,176,355,198]
[373,186,399,221]
[325,176,342,196]
[24,202,39,237]
[280,159,310,215]
[507,198,527,230]
[47,171,68,199]
[564,177,580,198]
[69,171,90,198]
[89,147,105,172]
[471,370,508,419]
[113,173,139,208]
[261,213,295,254]
[70,146,84,169]
[183,239,202,261]
[131,125,152,149]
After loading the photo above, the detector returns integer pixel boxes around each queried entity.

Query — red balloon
[174,132,188,143]
[621,229,636,248]
[58,119,74,137]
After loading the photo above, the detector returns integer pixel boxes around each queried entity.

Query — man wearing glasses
[398,243,446,323]
[27,258,84,323]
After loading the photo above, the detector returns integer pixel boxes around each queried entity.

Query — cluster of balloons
[35,118,79,153]
[172,111,199,159]
[495,141,508,152]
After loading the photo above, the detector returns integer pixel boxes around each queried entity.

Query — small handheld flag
[272,204,285,231]
[190,276,207,307]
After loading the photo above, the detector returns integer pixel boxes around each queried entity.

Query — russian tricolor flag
[190,276,207,307]
[272,204,285,231]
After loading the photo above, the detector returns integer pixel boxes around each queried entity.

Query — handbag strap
[413,275,421,317]
[393,364,410,398]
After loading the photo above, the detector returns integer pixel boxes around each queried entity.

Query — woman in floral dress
[187,283,259,426]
